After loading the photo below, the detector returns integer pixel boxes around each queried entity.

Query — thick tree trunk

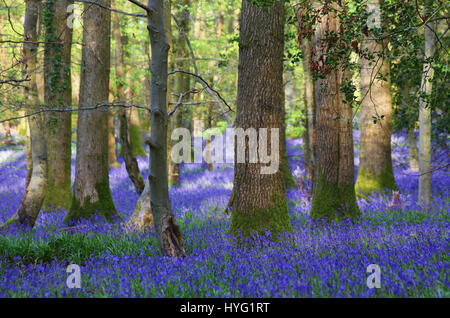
[356,0,396,195]
[230,0,291,238]
[3,0,46,229]
[145,0,186,257]
[407,127,419,172]
[65,0,117,224]
[418,0,436,205]
[310,1,360,221]
[111,3,145,194]
[42,0,73,209]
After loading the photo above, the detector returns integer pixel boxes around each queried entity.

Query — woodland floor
[0,130,448,297]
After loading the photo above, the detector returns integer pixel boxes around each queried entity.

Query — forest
[0,0,448,299]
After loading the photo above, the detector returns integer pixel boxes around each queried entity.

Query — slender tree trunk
[230,0,291,238]
[25,120,32,188]
[65,0,117,224]
[42,0,73,209]
[310,1,360,221]
[281,97,296,188]
[407,127,419,172]
[108,82,120,168]
[111,3,145,194]
[356,0,396,195]
[418,0,436,205]
[3,0,46,229]
[296,2,316,195]
[302,39,316,189]
[145,0,186,257]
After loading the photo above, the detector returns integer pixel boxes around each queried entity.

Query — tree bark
[111,3,145,194]
[407,127,419,172]
[230,0,292,238]
[65,0,117,224]
[108,82,120,168]
[144,0,186,257]
[310,1,360,221]
[130,178,153,229]
[3,0,46,229]
[356,0,396,195]
[42,0,73,209]
[302,38,316,189]
[418,0,436,205]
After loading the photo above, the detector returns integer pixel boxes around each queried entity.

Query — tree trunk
[112,3,145,194]
[356,0,396,195]
[65,0,117,224]
[230,0,291,238]
[310,1,360,221]
[418,0,436,205]
[145,0,186,257]
[25,119,32,188]
[119,110,145,194]
[42,0,73,209]
[129,178,153,229]
[407,127,419,172]
[296,2,316,195]
[3,0,46,229]
[108,82,120,168]
[122,12,146,158]
[302,39,316,189]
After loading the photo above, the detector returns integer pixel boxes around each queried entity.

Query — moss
[43,145,72,210]
[0,218,19,229]
[229,193,292,239]
[355,164,397,195]
[109,161,121,168]
[311,172,361,221]
[43,182,71,210]
[129,124,146,157]
[65,179,118,225]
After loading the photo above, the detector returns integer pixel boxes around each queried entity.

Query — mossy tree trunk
[65,0,117,224]
[355,0,396,195]
[418,0,435,205]
[112,3,145,194]
[4,0,47,229]
[143,0,186,257]
[230,0,292,238]
[310,0,360,221]
[42,0,73,209]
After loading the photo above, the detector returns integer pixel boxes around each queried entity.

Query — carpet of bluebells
[0,130,448,297]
